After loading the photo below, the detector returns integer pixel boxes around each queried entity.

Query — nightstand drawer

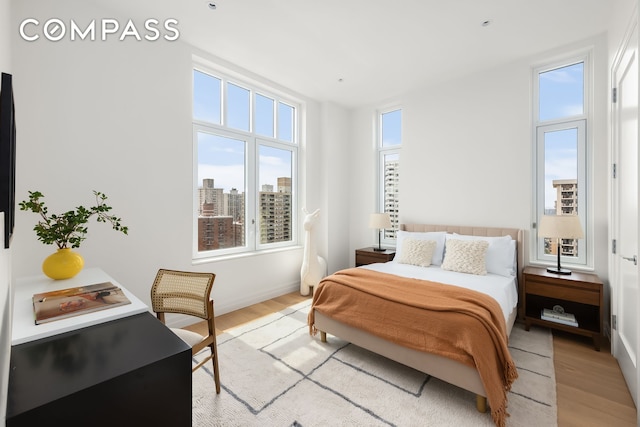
[526,280,600,306]
[356,254,387,265]
[355,248,395,266]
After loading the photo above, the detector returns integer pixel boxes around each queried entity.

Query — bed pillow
[441,239,489,275]
[396,239,437,267]
[395,230,447,266]
[451,234,516,277]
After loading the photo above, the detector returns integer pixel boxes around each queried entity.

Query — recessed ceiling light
[482,20,491,27]
[207,2,217,10]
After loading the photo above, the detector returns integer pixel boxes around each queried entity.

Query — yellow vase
[42,248,85,280]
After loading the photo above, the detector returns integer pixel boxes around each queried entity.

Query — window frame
[532,52,593,269]
[376,107,402,245]
[192,63,299,261]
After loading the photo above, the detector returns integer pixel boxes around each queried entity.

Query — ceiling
[91,0,613,108]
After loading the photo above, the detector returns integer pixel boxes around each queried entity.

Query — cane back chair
[150,269,220,393]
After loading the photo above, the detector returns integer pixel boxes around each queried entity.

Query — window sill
[192,245,303,265]
[527,260,595,274]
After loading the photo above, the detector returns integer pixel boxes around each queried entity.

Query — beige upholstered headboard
[401,224,525,319]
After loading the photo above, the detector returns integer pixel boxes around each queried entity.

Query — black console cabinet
[7,313,191,426]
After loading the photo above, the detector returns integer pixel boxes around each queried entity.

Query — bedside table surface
[356,247,395,255]
[523,266,603,285]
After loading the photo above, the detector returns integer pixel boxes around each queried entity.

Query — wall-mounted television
[0,72,16,249]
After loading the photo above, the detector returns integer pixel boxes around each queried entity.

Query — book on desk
[33,281,131,325]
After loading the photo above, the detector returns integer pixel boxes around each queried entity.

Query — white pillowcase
[396,239,437,267]
[450,233,516,277]
[441,239,489,275]
[395,230,447,266]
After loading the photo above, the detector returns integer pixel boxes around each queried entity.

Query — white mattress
[360,262,518,323]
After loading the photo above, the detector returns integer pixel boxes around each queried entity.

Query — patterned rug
[192,300,557,426]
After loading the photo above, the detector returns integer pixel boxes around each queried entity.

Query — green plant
[19,190,129,249]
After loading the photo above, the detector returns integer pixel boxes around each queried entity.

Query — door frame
[610,3,640,412]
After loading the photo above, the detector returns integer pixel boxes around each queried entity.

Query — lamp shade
[538,215,584,239]
[369,213,391,229]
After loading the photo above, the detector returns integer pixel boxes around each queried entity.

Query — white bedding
[360,262,518,324]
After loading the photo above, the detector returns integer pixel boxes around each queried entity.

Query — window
[378,108,401,241]
[193,65,298,259]
[533,57,589,267]
[255,94,274,138]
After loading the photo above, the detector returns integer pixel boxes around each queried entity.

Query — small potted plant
[19,190,129,280]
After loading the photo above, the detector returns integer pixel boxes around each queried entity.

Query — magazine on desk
[33,281,132,325]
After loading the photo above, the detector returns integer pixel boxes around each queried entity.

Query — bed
[308,224,524,427]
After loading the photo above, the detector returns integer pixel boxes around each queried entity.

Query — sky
[197,133,292,193]
[382,109,401,147]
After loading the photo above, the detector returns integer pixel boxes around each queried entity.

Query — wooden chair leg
[209,318,220,394]
[209,345,220,394]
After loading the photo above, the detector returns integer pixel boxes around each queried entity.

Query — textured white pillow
[395,230,447,266]
[441,239,489,275]
[396,239,436,267]
[451,234,516,277]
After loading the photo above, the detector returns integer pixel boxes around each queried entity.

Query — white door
[612,17,639,407]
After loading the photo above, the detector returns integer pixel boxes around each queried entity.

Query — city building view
[384,158,400,239]
[197,177,292,251]
[544,178,579,257]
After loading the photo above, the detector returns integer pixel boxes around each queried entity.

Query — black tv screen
[0,72,16,249]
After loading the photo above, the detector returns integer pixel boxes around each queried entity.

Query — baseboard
[215,281,301,316]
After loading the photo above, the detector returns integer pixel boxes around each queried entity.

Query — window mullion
[246,137,257,251]
[221,76,227,127]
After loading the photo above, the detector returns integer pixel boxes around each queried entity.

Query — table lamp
[369,213,392,252]
[538,215,583,275]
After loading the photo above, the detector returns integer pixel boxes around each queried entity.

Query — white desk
[12,268,148,345]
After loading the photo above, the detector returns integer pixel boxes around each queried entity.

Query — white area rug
[192,300,557,426]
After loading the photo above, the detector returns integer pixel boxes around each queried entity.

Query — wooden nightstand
[523,266,604,351]
[355,247,395,266]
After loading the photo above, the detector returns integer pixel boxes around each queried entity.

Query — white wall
[0,0,9,72]
[349,34,610,282]
[9,0,325,322]
[320,102,351,274]
[349,106,378,256]
[0,0,12,422]
[610,0,639,57]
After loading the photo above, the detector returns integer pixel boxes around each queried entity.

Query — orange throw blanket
[308,268,518,427]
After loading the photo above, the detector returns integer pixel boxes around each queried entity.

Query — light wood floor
[191,292,638,426]
[552,330,637,426]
